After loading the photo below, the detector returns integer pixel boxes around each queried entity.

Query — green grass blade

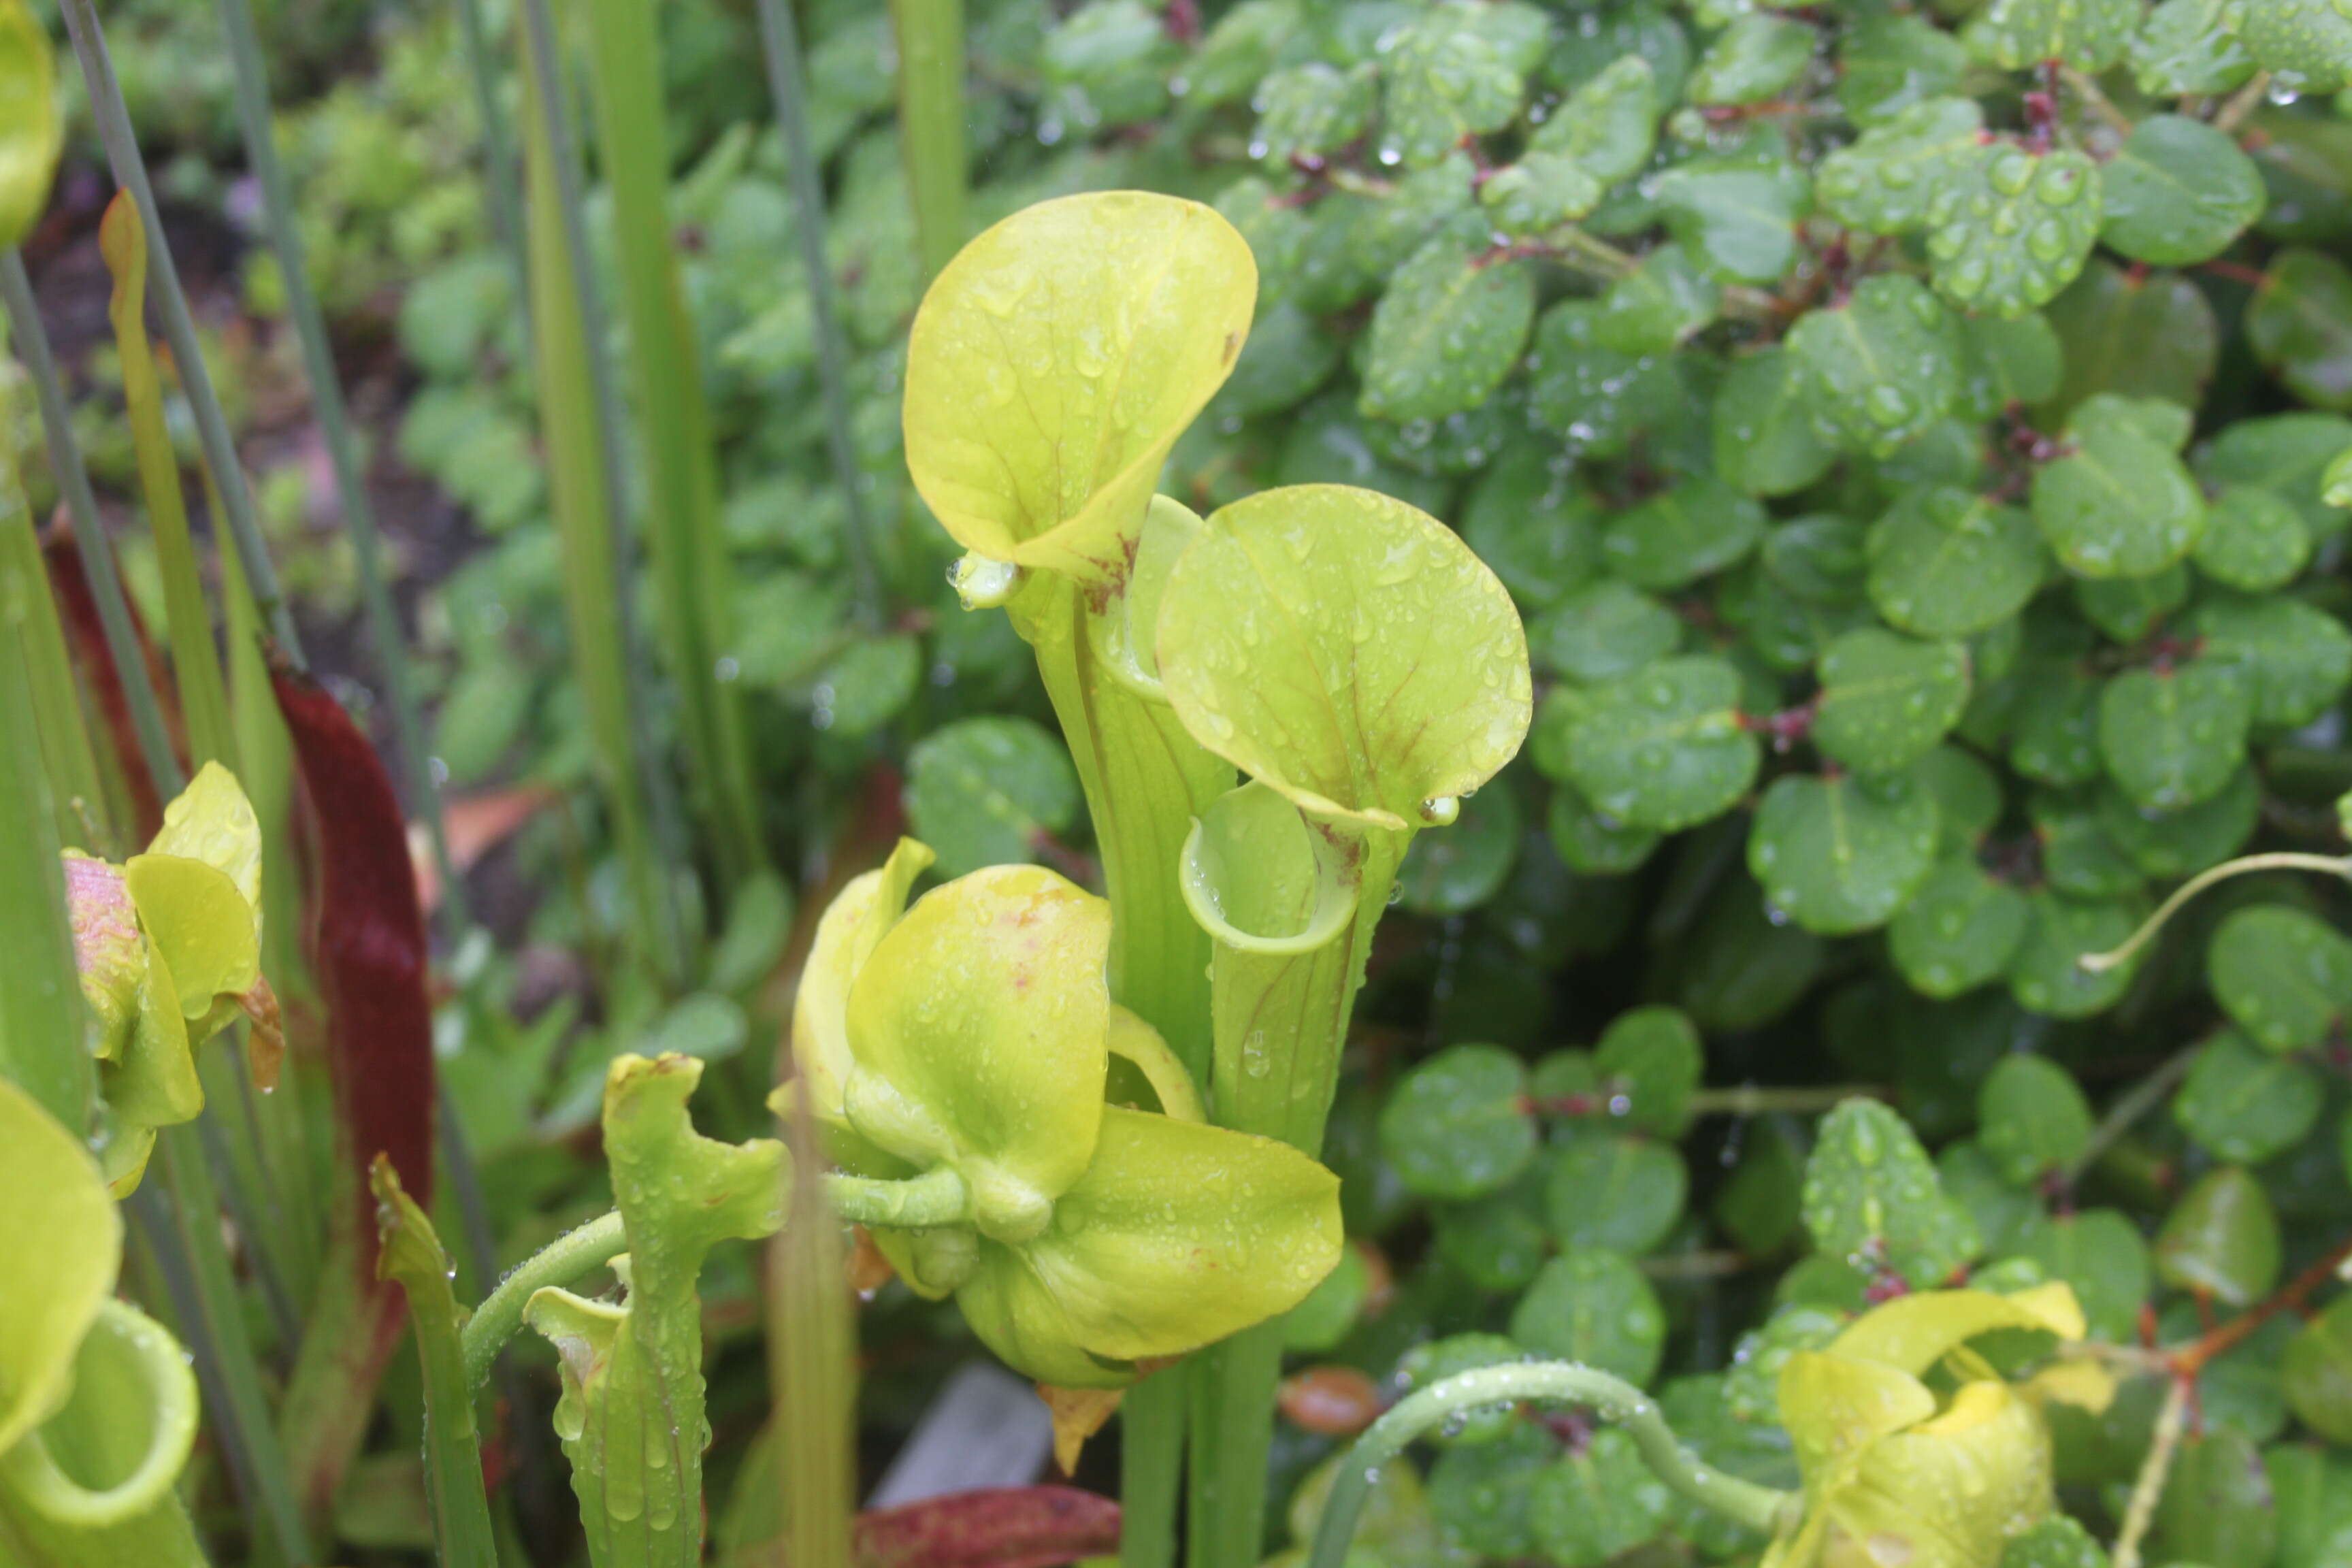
[452,0,532,368]
[54,0,305,670]
[889,0,970,284]
[753,0,884,626]
[581,0,770,881]
[516,0,687,983]
[0,448,92,1129]
[0,248,180,798]
[372,1158,498,1568]
[213,0,466,929]
[772,1106,855,1568]
[0,444,110,853]
[98,197,237,774]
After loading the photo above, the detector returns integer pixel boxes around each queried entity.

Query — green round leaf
[2074,565,2189,644]
[1379,2,1528,167]
[1839,13,1967,125]
[1599,472,1766,591]
[1818,96,1984,234]
[1748,772,1940,935]
[2194,485,2313,592]
[1866,487,2044,639]
[2225,0,2352,93]
[2001,1517,2112,1568]
[2154,1165,2282,1309]
[1925,142,2104,317]
[2016,1207,2150,1342]
[1545,781,1663,875]
[1976,1054,2093,1186]
[1544,1130,1688,1255]
[1561,655,1761,832]
[1595,1005,1703,1138]
[1966,0,2140,70]
[2096,766,2259,880]
[2097,661,2253,812]
[1253,61,1377,162]
[2249,248,2352,411]
[2131,0,2257,97]
[1531,581,1681,684]
[1812,629,1972,774]
[1890,857,2030,1000]
[1654,159,1812,285]
[1595,244,1722,356]
[1378,1044,1538,1200]
[1461,447,1604,610]
[2190,593,2352,730]
[2207,903,2352,1054]
[2031,789,2146,900]
[2176,1028,2324,1165]
[1786,274,1963,457]
[814,633,921,737]
[2008,891,2140,1019]
[904,717,1082,878]
[1434,1184,1551,1292]
[1531,54,1660,178]
[1526,301,1683,457]
[2039,259,2219,421]
[2100,114,2267,265]
[1528,1427,1673,1568]
[2281,1294,2352,1445]
[2195,411,2352,537]
[1396,782,1522,915]
[1801,1097,1981,1286]
[1686,12,1816,105]
[1361,229,1537,423]
[2008,657,2105,787]
[2033,395,2207,578]
[1714,348,1839,498]
[1426,1421,1552,1560]
[1507,1247,1667,1384]
[1283,1244,1371,1352]
[1914,744,2006,851]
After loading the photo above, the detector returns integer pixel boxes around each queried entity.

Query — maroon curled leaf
[853,1486,1121,1568]
[270,661,434,1247]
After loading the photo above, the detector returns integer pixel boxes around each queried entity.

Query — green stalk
[1012,576,1227,1568]
[54,0,304,669]
[774,1113,855,1568]
[1,446,110,853]
[579,0,768,881]
[100,198,237,773]
[751,0,883,625]
[131,1138,314,1566]
[462,1209,630,1391]
[1305,1363,1795,1568]
[1188,827,1407,1568]
[372,1159,497,1568]
[0,249,179,798]
[213,0,465,924]
[221,527,324,1306]
[451,0,531,368]
[515,0,687,982]
[0,459,91,1128]
[888,0,969,283]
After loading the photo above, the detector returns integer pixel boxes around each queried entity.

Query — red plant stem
[2174,1235,2352,1375]
[852,1487,1122,1568]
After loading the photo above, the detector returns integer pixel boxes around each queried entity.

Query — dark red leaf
[270,660,434,1242]
[853,1487,1121,1568]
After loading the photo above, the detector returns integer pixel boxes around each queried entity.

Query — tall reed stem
[0,250,178,795]
[752,0,883,626]
[55,0,305,669]
[888,0,970,284]
[516,0,689,982]
[581,0,770,881]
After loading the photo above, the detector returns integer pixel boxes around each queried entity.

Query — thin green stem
[374,1160,498,1568]
[0,249,180,797]
[129,1139,314,1565]
[0,500,91,1128]
[2212,71,2271,136]
[1,446,110,853]
[515,0,689,983]
[1307,1363,1796,1568]
[823,1166,969,1228]
[451,0,532,369]
[774,1110,856,1568]
[2079,851,2352,974]
[462,1209,630,1392]
[214,0,464,930]
[888,0,970,285]
[54,0,304,670]
[2111,1373,2189,1568]
[2057,1047,2200,1190]
[1686,1085,1885,1117]
[753,0,883,626]
[583,0,769,880]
